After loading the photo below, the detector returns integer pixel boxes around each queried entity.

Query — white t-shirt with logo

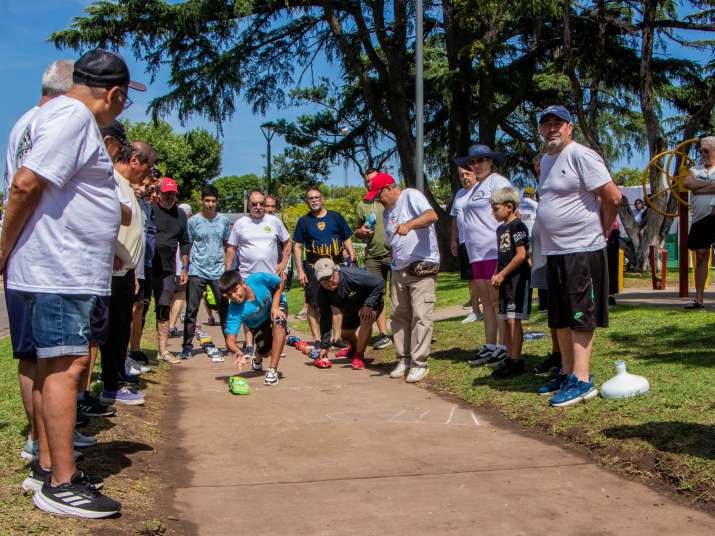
[691,165,715,223]
[451,173,511,262]
[3,106,40,202]
[228,214,290,276]
[6,95,121,295]
[384,188,440,270]
[537,141,612,255]
[518,196,538,234]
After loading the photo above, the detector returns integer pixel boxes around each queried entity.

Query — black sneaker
[129,350,149,364]
[492,358,525,379]
[23,460,103,493]
[77,394,116,418]
[33,471,119,518]
[331,339,349,350]
[75,410,89,427]
[485,347,508,369]
[373,334,393,350]
[168,327,179,338]
[532,352,562,374]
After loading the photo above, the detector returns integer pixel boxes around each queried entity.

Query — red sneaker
[315,358,333,369]
[335,346,353,358]
[351,356,365,370]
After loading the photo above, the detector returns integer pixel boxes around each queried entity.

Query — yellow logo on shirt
[264,226,272,233]
[317,222,326,231]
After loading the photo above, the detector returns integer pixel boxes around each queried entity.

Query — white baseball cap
[314,258,337,280]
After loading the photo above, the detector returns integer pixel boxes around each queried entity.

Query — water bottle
[523,330,546,340]
[366,212,377,230]
[600,360,650,399]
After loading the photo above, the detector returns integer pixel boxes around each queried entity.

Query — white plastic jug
[600,360,650,399]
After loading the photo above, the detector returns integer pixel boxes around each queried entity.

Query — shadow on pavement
[602,422,715,460]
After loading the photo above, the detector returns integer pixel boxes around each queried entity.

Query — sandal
[684,300,704,309]
[314,358,333,369]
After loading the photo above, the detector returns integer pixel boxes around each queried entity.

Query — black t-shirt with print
[496,218,530,279]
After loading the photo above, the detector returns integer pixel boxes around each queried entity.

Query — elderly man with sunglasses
[225,190,291,364]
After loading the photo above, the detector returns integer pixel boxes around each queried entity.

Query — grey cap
[314,258,337,281]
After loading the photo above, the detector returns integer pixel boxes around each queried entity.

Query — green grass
[370,305,715,504]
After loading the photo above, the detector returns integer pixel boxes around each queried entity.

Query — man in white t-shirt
[225,190,291,355]
[518,187,538,234]
[0,49,146,518]
[535,105,621,408]
[363,173,439,383]
[683,136,715,309]
[2,58,75,467]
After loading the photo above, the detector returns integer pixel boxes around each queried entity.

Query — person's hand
[396,222,412,236]
[272,307,287,323]
[179,269,188,285]
[355,224,374,239]
[358,305,376,323]
[298,271,308,287]
[319,348,329,360]
[275,260,289,274]
[450,241,458,257]
[234,351,249,371]
[490,272,504,288]
[113,255,123,271]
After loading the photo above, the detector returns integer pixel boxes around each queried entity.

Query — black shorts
[152,270,176,308]
[250,302,288,356]
[687,215,715,251]
[498,272,531,320]
[458,243,473,280]
[364,255,391,281]
[90,295,111,347]
[546,249,609,330]
[340,304,384,331]
[303,262,321,306]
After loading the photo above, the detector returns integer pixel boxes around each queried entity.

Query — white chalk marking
[446,405,457,424]
[470,412,480,426]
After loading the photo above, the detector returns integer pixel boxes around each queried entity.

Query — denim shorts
[22,293,97,358]
[4,282,37,360]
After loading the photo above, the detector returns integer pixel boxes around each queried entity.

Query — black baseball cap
[100,120,127,143]
[73,49,146,92]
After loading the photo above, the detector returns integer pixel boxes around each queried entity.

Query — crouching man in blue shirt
[219,271,287,385]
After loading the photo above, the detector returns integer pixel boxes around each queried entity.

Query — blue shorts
[20,292,97,359]
[4,283,37,360]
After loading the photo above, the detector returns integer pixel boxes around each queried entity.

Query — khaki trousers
[390,268,437,368]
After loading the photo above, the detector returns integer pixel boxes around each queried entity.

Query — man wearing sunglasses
[225,190,291,364]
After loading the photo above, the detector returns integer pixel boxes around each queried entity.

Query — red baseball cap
[363,172,396,201]
[160,177,178,193]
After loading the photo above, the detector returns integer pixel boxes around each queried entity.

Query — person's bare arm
[683,171,715,195]
[343,237,356,262]
[294,242,307,286]
[276,239,292,274]
[0,167,47,272]
[491,245,527,287]
[225,245,237,271]
[396,209,438,236]
[450,218,459,256]
[120,203,131,226]
[596,181,622,237]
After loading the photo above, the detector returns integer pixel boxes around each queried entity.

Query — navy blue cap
[539,105,573,125]
[453,144,505,168]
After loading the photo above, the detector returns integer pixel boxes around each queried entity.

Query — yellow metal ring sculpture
[641,138,699,217]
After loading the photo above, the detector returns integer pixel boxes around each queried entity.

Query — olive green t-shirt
[355,201,391,259]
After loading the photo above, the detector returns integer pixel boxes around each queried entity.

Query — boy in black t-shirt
[489,187,531,378]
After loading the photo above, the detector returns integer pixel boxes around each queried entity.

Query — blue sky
[0,1,711,186]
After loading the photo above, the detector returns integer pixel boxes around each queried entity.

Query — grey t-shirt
[536,141,612,255]
[691,165,715,223]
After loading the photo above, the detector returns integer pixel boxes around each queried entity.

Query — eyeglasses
[701,149,711,156]
[251,201,265,207]
[117,88,133,110]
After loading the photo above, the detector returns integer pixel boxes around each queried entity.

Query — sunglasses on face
[251,201,265,207]
[701,149,711,156]
[307,196,322,201]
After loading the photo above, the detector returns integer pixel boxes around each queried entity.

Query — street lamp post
[260,122,277,195]
[415,0,424,192]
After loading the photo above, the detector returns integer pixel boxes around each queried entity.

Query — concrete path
[158,322,713,535]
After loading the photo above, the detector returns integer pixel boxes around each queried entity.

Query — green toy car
[228,376,251,395]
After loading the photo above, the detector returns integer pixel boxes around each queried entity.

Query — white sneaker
[264,368,279,385]
[126,356,151,374]
[251,355,264,372]
[461,312,478,324]
[389,359,410,379]
[73,430,97,448]
[406,366,428,383]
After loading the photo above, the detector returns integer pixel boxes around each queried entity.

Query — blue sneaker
[100,387,145,406]
[549,374,598,407]
[537,371,568,396]
[180,347,193,360]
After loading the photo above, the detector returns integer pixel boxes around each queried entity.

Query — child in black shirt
[489,187,531,378]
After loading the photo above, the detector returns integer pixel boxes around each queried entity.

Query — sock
[485,343,496,350]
